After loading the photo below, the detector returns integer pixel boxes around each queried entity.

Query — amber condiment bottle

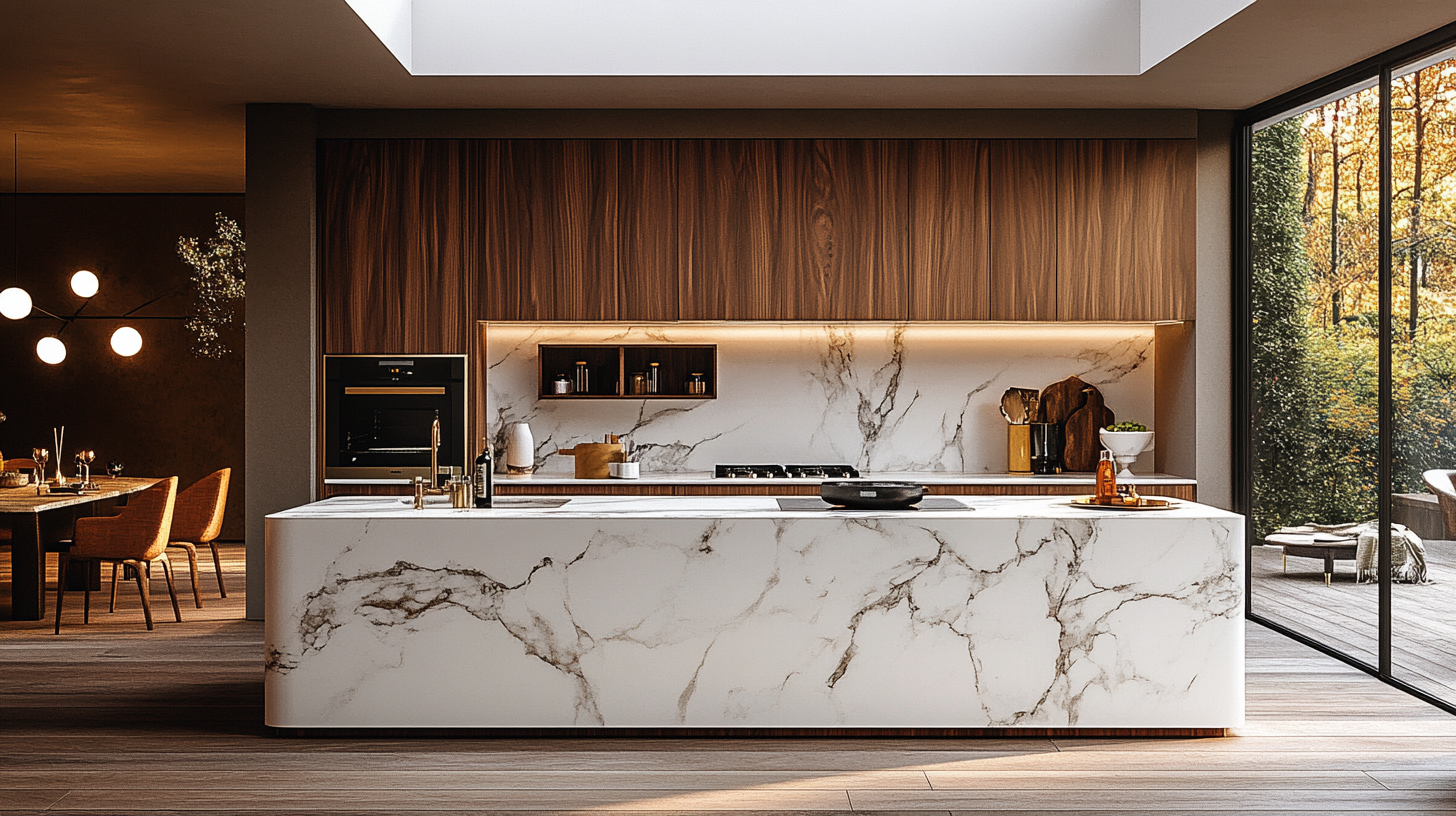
[1095,449,1117,502]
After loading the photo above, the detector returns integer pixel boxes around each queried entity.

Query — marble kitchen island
[264,495,1244,733]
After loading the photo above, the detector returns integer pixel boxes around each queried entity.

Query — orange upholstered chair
[158,468,232,607]
[3,458,40,471]
[55,477,181,633]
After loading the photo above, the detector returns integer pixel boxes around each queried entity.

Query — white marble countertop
[272,494,1238,521]
[481,470,1196,487]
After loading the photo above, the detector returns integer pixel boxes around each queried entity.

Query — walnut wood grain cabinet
[1057,139,1196,321]
[988,140,1059,321]
[318,139,479,354]
[679,139,909,320]
[617,140,680,321]
[479,140,619,322]
[907,140,990,321]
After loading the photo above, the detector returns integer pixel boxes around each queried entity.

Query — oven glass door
[334,387,453,472]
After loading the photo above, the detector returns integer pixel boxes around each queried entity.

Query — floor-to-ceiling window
[1242,26,1456,711]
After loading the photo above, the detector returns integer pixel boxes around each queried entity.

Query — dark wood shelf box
[538,344,716,399]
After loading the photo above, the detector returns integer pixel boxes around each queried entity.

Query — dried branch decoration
[178,213,246,358]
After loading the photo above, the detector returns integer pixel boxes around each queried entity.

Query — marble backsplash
[483,323,1156,476]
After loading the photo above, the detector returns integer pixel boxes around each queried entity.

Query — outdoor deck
[1252,537,1456,701]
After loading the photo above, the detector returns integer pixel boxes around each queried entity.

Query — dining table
[2,476,162,621]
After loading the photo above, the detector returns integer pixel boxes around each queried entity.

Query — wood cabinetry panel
[319,139,479,354]
[680,140,909,320]
[780,140,909,320]
[480,140,619,321]
[908,140,990,320]
[617,140,679,321]
[678,140,786,320]
[1057,139,1196,321]
[988,141,1058,321]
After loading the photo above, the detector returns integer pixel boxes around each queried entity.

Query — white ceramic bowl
[1099,430,1154,477]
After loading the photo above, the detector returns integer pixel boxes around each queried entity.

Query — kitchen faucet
[413,417,445,509]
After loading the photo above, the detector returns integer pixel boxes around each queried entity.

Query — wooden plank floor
[4,543,1456,814]
[1251,538,1456,702]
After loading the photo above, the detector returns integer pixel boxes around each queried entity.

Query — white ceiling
[346,0,1255,77]
[0,0,1453,192]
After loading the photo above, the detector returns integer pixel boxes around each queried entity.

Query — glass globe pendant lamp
[110,326,142,357]
[70,269,98,298]
[0,286,31,319]
[36,335,66,364]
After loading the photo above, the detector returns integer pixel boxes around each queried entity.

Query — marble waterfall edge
[264,498,1244,729]
[484,323,1157,475]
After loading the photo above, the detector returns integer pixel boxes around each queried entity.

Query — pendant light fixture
[1,133,178,364]
[0,134,30,320]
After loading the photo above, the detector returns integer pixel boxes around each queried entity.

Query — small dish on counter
[0,471,31,488]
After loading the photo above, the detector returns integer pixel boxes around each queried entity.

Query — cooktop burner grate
[715,464,860,479]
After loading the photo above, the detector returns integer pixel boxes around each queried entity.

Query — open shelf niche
[538,344,716,399]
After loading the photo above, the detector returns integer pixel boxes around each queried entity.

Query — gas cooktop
[714,464,861,479]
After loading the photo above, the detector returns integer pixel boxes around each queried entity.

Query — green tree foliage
[1251,119,1328,535]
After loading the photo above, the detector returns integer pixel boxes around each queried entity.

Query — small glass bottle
[573,361,590,395]
[473,438,494,508]
[1095,449,1117,503]
[646,362,660,394]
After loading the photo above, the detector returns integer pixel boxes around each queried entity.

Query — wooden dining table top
[0,476,162,514]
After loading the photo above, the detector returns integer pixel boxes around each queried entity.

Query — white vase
[505,422,534,472]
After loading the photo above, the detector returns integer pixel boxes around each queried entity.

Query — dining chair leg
[160,557,182,623]
[130,559,154,631]
[177,542,202,608]
[209,540,227,598]
[82,560,91,625]
[54,554,69,635]
[109,562,120,612]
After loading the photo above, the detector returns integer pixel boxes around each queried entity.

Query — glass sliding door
[1391,45,1456,701]
[1248,81,1383,667]
[1243,22,1456,713]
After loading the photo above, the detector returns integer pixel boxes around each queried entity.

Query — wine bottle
[473,439,494,508]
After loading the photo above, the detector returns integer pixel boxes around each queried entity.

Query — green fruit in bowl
[1105,421,1149,432]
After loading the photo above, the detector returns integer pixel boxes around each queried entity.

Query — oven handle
[343,386,447,395]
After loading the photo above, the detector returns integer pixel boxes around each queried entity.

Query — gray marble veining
[265,496,1243,729]
[484,323,1156,476]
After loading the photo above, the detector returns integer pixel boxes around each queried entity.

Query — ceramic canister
[505,422,534,470]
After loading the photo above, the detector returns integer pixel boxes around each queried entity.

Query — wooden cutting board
[1063,387,1115,472]
[1038,376,1090,424]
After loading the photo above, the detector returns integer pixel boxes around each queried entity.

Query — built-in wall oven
[324,355,466,485]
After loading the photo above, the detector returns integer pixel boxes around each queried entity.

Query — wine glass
[76,450,95,485]
[31,447,49,482]
[107,459,125,479]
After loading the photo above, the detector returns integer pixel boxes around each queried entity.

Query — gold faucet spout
[430,417,441,488]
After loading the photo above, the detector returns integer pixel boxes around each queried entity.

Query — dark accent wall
[245,103,317,621]
[0,193,245,537]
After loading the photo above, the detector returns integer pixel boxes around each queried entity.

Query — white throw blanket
[1275,521,1429,584]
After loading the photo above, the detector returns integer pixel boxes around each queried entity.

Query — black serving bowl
[819,480,926,510]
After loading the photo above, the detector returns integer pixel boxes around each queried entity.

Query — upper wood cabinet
[617,140,680,321]
[1056,139,1196,321]
[318,139,478,354]
[780,140,909,320]
[320,137,1198,335]
[480,140,619,322]
[988,140,1059,321]
[678,140,785,320]
[680,140,909,320]
[907,140,990,321]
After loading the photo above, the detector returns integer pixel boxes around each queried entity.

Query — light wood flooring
[1251,538,1456,702]
[4,542,1456,814]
